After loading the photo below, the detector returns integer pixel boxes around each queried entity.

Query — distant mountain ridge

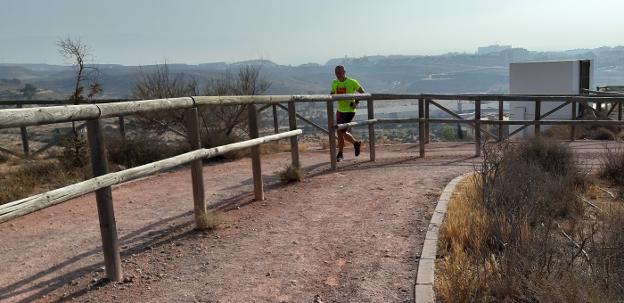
[1,46,623,99]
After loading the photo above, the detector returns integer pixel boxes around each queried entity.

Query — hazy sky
[1,0,622,65]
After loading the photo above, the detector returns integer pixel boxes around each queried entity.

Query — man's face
[335,67,346,80]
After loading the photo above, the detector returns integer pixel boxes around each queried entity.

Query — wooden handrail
[4,93,624,129]
[0,129,302,223]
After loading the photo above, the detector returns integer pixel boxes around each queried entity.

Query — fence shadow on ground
[0,151,477,302]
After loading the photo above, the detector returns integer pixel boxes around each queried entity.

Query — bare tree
[57,37,102,106]
[132,63,199,135]
[57,37,102,168]
[199,64,271,147]
[131,62,271,147]
[134,63,199,100]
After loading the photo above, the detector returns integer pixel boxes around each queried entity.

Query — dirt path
[0,141,614,302]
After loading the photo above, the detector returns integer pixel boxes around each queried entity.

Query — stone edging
[414,173,471,303]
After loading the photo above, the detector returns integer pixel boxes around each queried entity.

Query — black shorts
[336,111,355,124]
[336,111,355,132]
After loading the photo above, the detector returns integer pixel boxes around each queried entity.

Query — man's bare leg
[343,131,356,144]
[338,131,345,153]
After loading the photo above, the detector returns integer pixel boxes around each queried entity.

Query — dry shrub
[435,137,619,302]
[543,125,573,140]
[600,145,624,185]
[106,136,189,168]
[58,133,89,169]
[279,165,303,183]
[196,210,225,230]
[0,161,87,205]
[587,127,617,141]
[0,153,8,163]
[514,135,576,176]
[591,205,624,298]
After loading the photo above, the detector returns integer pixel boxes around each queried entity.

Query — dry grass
[279,165,304,183]
[436,178,494,301]
[436,137,624,302]
[0,160,88,205]
[106,135,190,168]
[196,210,225,230]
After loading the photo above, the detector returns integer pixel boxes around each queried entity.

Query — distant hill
[1,46,623,100]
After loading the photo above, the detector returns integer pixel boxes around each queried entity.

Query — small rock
[266,272,271,277]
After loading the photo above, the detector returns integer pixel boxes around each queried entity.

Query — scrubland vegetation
[437,136,624,302]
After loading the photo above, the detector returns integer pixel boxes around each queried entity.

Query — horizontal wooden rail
[0,129,302,223]
[335,119,378,130]
[0,99,138,106]
[3,93,624,129]
[4,93,624,106]
[0,94,371,129]
[193,93,372,106]
[373,93,624,102]
[378,118,421,124]
[480,120,624,126]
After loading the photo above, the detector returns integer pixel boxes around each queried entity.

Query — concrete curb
[414,173,471,303]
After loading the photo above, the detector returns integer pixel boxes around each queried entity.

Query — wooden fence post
[16,104,30,157]
[185,107,209,229]
[571,101,577,141]
[367,99,376,161]
[474,98,481,157]
[418,98,425,158]
[287,102,300,168]
[118,116,126,141]
[534,99,541,136]
[498,98,504,142]
[326,100,337,170]
[425,99,430,144]
[247,104,264,201]
[272,105,279,134]
[86,118,122,282]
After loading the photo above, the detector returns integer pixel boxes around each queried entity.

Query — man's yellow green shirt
[331,77,361,113]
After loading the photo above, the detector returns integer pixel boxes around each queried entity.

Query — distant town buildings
[477,44,512,55]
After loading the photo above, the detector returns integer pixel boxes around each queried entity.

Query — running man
[331,65,365,162]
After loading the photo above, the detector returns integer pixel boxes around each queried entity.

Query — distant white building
[509,60,592,137]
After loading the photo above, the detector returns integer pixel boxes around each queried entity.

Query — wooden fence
[2,92,624,281]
